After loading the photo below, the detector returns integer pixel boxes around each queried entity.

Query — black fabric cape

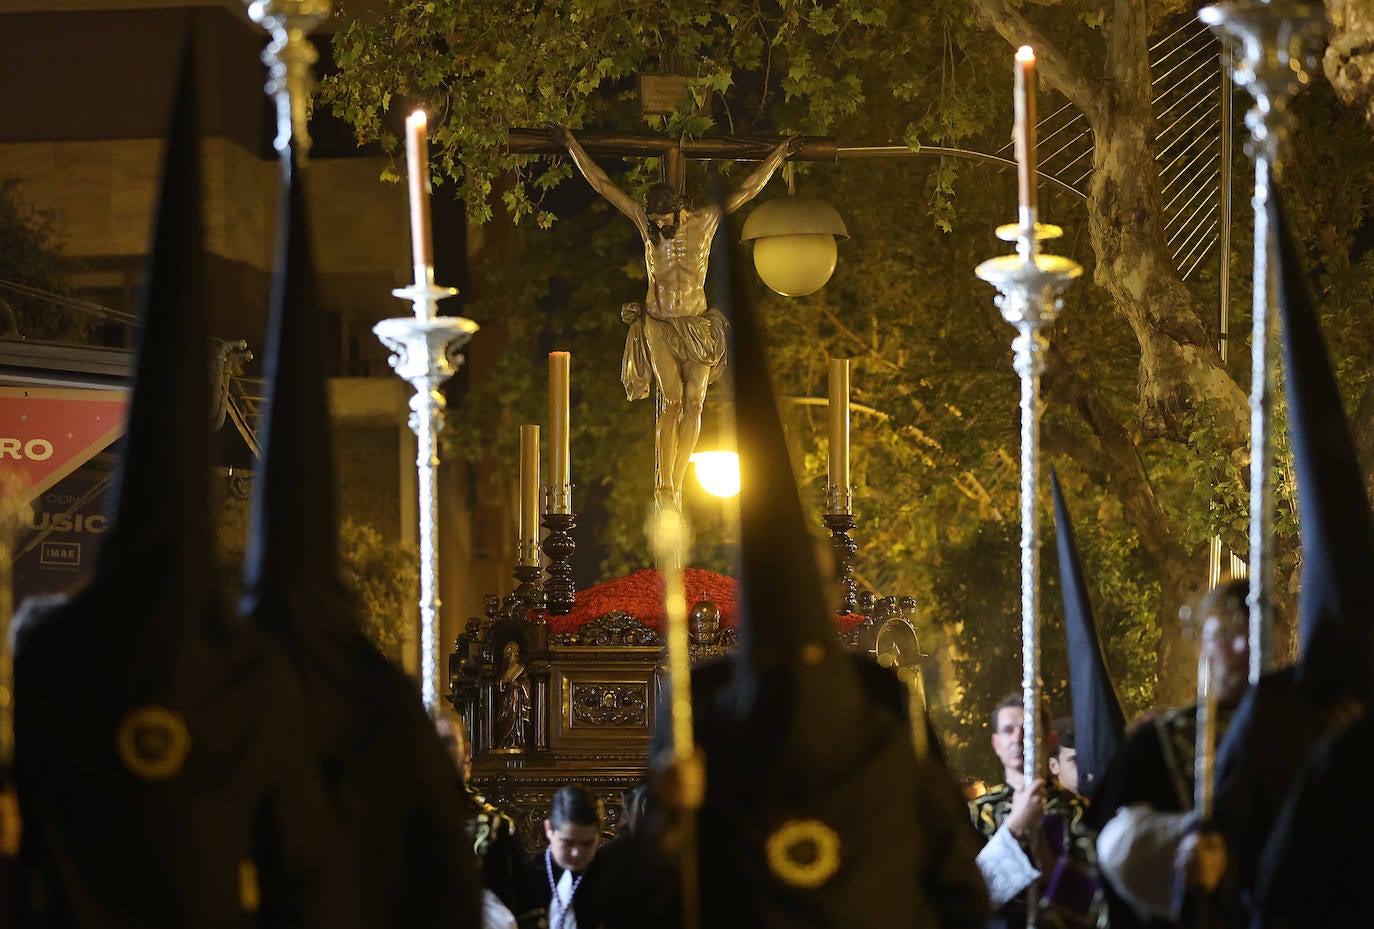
[1252,712,1373,929]
[11,40,356,929]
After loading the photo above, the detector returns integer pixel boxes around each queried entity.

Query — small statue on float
[494,640,531,753]
[555,126,796,507]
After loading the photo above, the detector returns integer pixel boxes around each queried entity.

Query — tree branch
[967,0,1103,120]
[1042,341,1186,566]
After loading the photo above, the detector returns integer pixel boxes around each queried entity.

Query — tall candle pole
[374,108,480,712]
[244,0,331,162]
[543,352,577,614]
[514,424,544,608]
[823,357,858,613]
[1199,0,1326,683]
[976,46,1082,928]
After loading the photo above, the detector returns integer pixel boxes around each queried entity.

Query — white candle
[549,352,570,512]
[405,110,434,271]
[828,358,851,512]
[1014,46,1038,220]
[519,424,540,560]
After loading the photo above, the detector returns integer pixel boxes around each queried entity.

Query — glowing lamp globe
[741,195,848,297]
[690,450,741,498]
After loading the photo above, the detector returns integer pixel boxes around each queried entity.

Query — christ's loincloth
[622,307,729,401]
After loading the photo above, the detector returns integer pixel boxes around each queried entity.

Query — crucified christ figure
[556,127,796,507]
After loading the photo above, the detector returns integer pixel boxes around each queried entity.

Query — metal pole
[375,305,479,711]
[244,0,331,163]
[978,215,1081,929]
[1199,0,1327,683]
[978,223,1082,790]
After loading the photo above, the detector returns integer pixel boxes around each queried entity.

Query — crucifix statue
[554,127,796,507]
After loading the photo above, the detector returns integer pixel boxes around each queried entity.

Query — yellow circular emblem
[116,705,190,780]
[765,819,841,889]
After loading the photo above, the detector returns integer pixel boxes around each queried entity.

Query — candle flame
[407,109,427,128]
[1016,45,1035,63]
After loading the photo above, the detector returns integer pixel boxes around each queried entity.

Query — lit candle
[405,110,434,272]
[828,357,851,513]
[549,352,571,513]
[519,424,540,561]
[1014,46,1038,223]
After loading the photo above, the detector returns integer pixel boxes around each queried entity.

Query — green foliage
[0,178,87,343]
[329,0,1374,776]
[323,0,983,225]
[340,518,420,664]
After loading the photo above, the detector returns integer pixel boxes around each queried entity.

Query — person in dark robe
[644,197,989,929]
[971,695,1096,929]
[436,706,524,919]
[239,141,480,929]
[1207,198,1374,926]
[512,785,613,929]
[11,40,357,928]
[1251,710,1372,928]
[1086,579,1248,929]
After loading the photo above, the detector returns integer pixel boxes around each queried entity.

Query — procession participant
[556,127,795,507]
[646,202,989,929]
[239,146,479,926]
[1208,199,1374,925]
[12,43,357,928]
[972,696,1096,929]
[512,785,613,929]
[1088,579,1248,929]
[436,708,523,925]
[1048,719,1080,798]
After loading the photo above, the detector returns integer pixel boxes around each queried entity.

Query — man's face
[544,820,600,873]
[991,706,1025,778]
[1202,613,1250,704]
[1049,746,1079,794]
[435,716,471,781]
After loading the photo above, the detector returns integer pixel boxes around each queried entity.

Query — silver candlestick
[977,221,1081,794]
[374,274,478,712]
[1199,0,1327,682]
[244,0,331,161]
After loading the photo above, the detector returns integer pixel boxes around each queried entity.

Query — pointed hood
[715,198,865,740]
[11,39,367,927]
[663,193,951,929]
[1050,470,1125,792]
[241,153,372,749]
[243,153,346,610]
[1276,198,1374,702]
[96,47,211,609]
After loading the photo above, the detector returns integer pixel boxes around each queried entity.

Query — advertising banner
[0,386,128,506]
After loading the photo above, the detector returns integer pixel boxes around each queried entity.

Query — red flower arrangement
[546,568,872,638]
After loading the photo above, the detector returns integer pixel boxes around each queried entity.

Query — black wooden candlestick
[823,511,859,615]
[513,563,545,615]
[541,512,577,615]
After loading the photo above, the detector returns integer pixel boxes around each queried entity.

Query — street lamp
[690,450,741,498]
[741,169,848,296]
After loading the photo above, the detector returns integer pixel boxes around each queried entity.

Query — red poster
[0,387,128,506]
